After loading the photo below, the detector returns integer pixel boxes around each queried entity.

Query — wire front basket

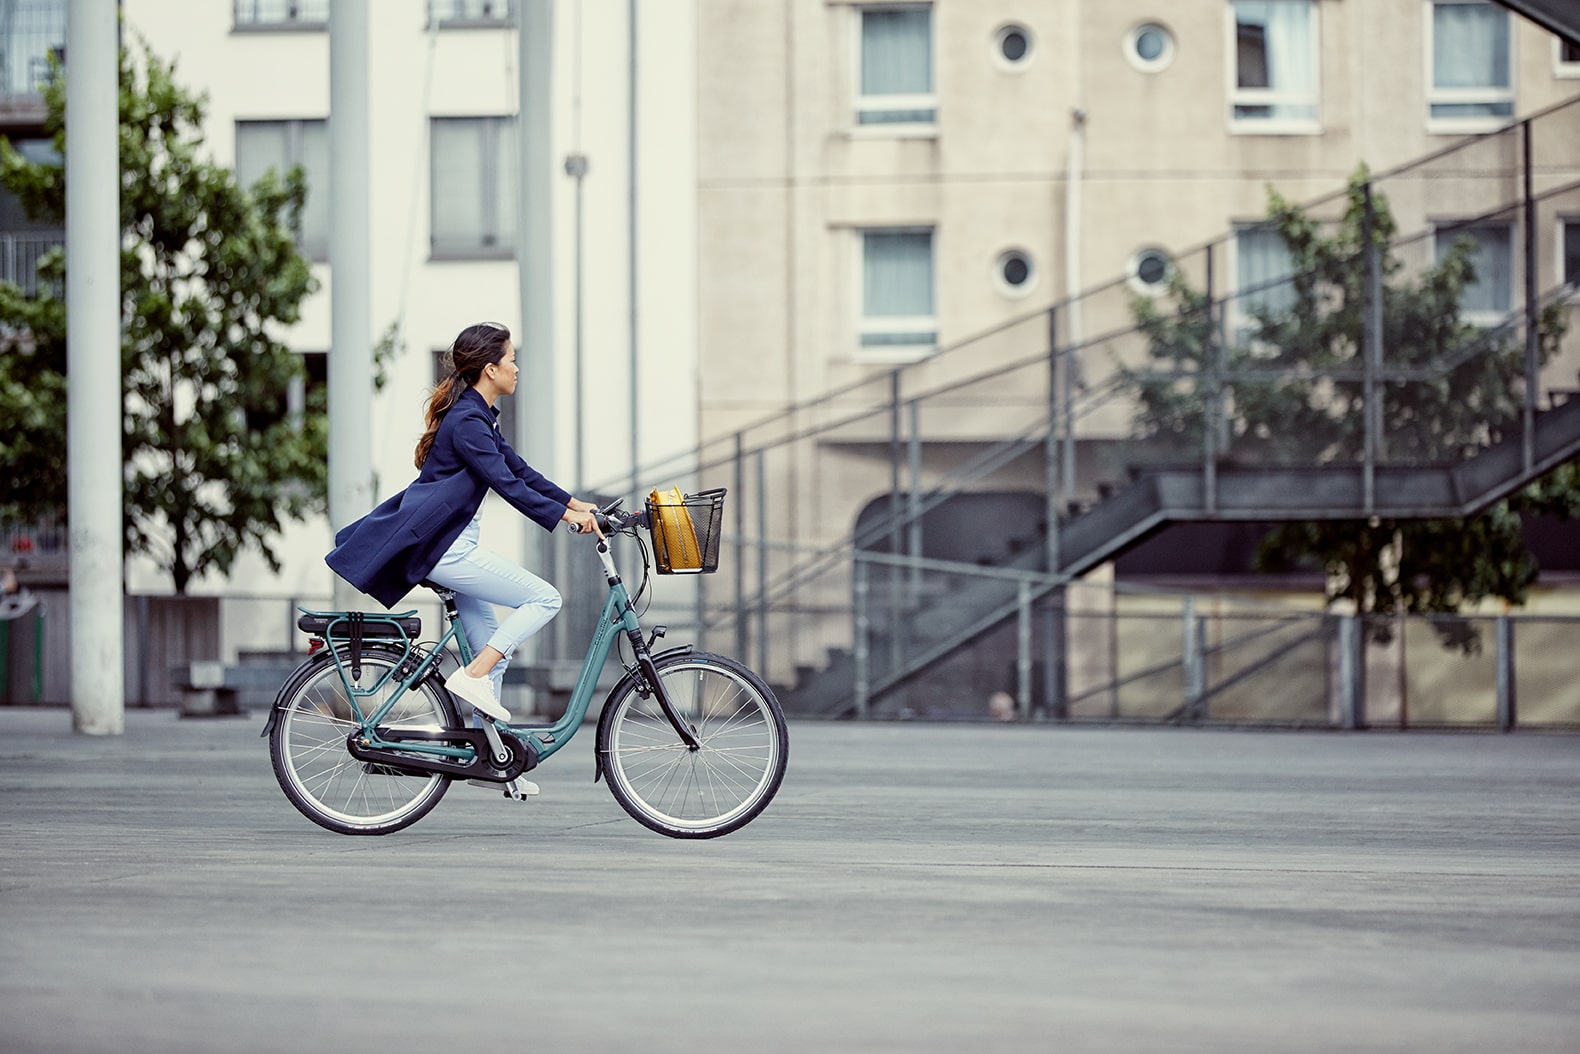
[645,487,726,574]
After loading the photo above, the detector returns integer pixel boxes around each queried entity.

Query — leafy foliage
[1122,172,1574,649]
[0,39,324,592]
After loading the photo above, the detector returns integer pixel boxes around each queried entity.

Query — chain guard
[346,726,537,782]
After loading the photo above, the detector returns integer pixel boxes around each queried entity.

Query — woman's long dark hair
[414,322,512,468]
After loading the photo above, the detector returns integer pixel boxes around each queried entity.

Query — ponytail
[414,373,463,468]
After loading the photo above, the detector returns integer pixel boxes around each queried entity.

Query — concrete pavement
[1,707,1577,1053]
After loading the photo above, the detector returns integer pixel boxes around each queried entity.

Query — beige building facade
[695,0,1580,558]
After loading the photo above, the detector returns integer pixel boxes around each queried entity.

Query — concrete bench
[171,659,301,718]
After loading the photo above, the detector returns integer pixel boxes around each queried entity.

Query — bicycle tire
[269,645,460,835]
[597,650,788,839]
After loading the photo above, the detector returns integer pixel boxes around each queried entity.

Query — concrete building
[3,1,1577,719]
[695,0,1580,554]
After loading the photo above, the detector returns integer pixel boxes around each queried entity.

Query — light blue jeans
[427,512,562,700]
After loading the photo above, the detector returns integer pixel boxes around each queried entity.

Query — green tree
[0,38,324,592]
[1123,171,1574,647]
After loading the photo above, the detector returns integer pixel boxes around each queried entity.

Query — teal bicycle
[264,490,788,838]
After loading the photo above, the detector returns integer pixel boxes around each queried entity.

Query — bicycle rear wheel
[597,651,788,839]
[269,646,460,835]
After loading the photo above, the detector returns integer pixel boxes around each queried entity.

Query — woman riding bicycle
[326,321,601,726]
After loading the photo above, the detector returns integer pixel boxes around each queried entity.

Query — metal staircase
[595,95,1580,720]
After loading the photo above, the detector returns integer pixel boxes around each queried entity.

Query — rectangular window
[290,352,327,425]
[1428,1,1513,129]
[434,350,515,444]
[0,1,65,95]
[246,350,325,434]
[235,119,329,260]
[431,117,517,258]
[1558,36,1580,77]
[1435,222,1513,318]
[428,0,515,27]
[1234,225,1298,342]
[233,0,329,29]
[856,5,935,128]
[1229,1,1319,132]
[859,229,935,355]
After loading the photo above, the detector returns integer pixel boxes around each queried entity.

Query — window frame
[1126,246,1174,299]
[1229,223,1302,348]
[1125,22,1177,73]
[1555,35,1580,79]
[1424,0,1515,135]
[1558,215,1580,300]
[1225,0,1322,136]
[851,3,938,138]
[426,0,516,30]
[992,23,1034,72]
[429,115,517,261]
[235,117,329,262]
[232,0,328,31]
[1432,218,1516,325]
[855,226,937,363]
[994,248,1038,300]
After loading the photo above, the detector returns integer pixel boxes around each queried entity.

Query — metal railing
[0,230,63,295]
[582,93,1580,717]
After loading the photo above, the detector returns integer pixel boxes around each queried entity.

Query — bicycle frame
[290,531,698,770]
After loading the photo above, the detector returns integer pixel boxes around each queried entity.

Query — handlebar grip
[567,513,612,535]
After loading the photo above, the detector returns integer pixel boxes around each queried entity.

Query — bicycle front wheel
[597,651,788,839]
[269,646,460,835]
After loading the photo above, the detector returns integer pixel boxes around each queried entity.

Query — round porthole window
[994,24,1033,69]
[1125,22,1175,72]
[995,249,1037,298]
[1127,247,1172,295]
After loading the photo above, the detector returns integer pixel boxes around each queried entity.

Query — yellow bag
[648,487,703,572]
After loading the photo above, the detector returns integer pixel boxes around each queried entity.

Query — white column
[518,0,555,480]
[328,0,373,608]
[516,0,555,672]
[66,0,123,735]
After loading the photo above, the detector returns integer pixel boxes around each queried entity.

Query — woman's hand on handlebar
[562,503,604,539]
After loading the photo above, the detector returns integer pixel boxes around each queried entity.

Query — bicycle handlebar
[565,500,646,536]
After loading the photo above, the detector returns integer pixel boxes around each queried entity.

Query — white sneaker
[444,669,510,722]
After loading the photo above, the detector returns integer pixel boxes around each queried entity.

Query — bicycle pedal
[504,778,540,800]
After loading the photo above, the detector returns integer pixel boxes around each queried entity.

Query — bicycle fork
[595,538,700,752]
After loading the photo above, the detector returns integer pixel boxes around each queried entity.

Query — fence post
[888,370,904,676]
[1046,306,1062,574]
[1016,580,1032,720]
[755,448,768,678]
[853,558,870,720]
[1182,595,1204,722]
[1522,119,1538,475]
[734,432,747,665]
[1336,615,1366,730]
[1203,244,1218,516]
[1495,615,1516,733]
[908,399,923,600]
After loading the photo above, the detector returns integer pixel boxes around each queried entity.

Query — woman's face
[487,341,520,396]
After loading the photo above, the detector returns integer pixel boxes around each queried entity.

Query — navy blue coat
[326,387,572,608]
